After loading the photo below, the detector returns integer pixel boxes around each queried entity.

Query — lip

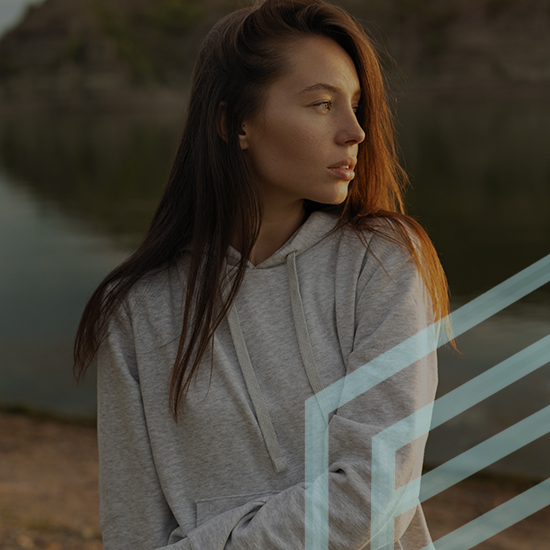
[328,166,355,181]
[328,157,357,180]
[328,157,357,171]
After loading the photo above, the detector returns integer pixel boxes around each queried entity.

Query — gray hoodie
[97,209,438,550]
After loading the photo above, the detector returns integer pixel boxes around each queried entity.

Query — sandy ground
[0,411,549,550]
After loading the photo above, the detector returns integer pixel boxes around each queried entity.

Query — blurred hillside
[0,0,549,108]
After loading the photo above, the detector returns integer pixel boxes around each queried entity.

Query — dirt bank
[0,411,548,549]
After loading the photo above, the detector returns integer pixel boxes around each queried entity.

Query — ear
[238,122,249,150]
[216,101,229,142]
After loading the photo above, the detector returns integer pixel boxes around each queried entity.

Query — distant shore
[1,410,549,549]
[1,81,550,117]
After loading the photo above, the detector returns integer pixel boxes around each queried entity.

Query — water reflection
[396,100,550,298]
[396,100,550,478]
[0,101,548,476]
[0,110,183,416]
[0,171,128,416]
[0,111,183,248]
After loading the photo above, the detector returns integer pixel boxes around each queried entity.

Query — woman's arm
[166,236,438,550]
[97,301,185,550]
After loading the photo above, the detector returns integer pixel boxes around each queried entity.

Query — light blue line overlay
[418,477,550,550]
[304,252,550,550]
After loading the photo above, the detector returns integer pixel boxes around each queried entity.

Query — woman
[74,0,456,548]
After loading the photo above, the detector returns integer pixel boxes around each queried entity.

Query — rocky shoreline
[2,0,550,113]
[1,411,549,549]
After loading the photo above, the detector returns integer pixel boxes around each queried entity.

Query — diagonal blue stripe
[440,253,550,346]
[421,477,550,550]
[306,253,550,550]
[431,335,550,428]
[395,403,550,514]
[379,335,550,453]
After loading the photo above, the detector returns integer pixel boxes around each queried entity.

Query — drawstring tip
[273,456,288,473]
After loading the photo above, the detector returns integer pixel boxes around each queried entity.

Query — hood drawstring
[226,251,331,474]
[227,304,288,473]
[286,251,335,425]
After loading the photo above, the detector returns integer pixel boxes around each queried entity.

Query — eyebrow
[298,82,361,98]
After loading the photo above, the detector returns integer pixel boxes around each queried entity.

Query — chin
[326,189,349,205]
[308,183,349,206]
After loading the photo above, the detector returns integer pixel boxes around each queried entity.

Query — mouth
[328,167,354,180]
[328,158,357,171]
[327,160,356,180]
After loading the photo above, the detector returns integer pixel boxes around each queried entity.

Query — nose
[338,108,366,146]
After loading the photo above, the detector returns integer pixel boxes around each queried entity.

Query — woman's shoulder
[337,214,417,261]
[117,259,188,318]
[337,215,426,289]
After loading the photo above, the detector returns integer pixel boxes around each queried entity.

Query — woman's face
[239,35,365,210]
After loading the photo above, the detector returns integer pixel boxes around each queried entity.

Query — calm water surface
[0,101,549,478]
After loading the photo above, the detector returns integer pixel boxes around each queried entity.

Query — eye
[314,100,333,111]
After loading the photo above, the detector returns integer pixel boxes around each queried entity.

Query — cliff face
[0,0,224,104]
[1,0,549,106]
[1,0,130,97]
[377,0,550,89]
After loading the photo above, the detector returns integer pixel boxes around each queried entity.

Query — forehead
[272,35,360,96]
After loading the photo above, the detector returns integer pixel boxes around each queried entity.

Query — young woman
[74,0,456,548]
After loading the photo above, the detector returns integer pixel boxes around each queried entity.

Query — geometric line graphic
[389,336,550,513]
[304,252,550,550]
[372,401,550,548]
[419,477,550,550]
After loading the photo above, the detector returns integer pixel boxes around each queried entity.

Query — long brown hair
[74,0,457,419]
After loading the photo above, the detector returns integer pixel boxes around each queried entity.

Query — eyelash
[315,100,360,114]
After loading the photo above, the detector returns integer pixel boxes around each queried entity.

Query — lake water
[0,99,549,479]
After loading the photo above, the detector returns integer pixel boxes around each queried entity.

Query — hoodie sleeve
[166,235,439,550]
[97,300,187,550]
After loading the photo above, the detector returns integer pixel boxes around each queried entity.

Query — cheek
[254,115,320,172]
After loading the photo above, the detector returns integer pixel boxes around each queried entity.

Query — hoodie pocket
[195,490,278,527]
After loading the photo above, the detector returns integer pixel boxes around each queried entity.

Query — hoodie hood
[225,210,340,269]
[224,210,339,472]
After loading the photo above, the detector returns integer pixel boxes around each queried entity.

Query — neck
[232,200,307,266]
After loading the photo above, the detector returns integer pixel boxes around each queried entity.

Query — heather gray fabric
[97,210,439,550]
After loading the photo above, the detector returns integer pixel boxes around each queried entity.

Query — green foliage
[139,0,205,34]
[0,57,20,78]
[423,30,445,57]
[22,2,39,18]
[91,0,155,84]
[66,35,87,65]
